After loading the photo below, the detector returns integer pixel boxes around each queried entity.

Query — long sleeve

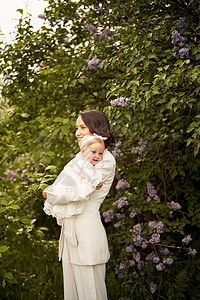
[44,153,103,206]
[45,167,96,206]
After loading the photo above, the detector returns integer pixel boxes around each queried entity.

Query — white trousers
[62,259,107,300]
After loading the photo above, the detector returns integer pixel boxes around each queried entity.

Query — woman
[44,110,116,300]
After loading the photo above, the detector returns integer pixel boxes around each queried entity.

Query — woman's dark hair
[79,110,115,148]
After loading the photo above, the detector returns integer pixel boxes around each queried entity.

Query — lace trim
[43,200,84,219]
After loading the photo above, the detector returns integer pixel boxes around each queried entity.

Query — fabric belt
[58,216,78,261]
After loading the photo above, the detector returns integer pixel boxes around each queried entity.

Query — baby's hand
[96,181,103,190]
[42,189,47,199]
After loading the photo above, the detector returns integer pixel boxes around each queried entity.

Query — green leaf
[9,204,20,210]
[45,165,57,171]
[61,125,69,136]
[0,245,9,253]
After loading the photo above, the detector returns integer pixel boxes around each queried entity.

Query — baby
[80,134,105,188]
[43,134,105,220]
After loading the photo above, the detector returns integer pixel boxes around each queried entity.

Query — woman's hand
[96,181,103,190]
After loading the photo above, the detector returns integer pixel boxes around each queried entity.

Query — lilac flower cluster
[110,97,130,107]
[84,22,110,41]
[168,201,182,214]
[87,58,103,70]
[115,178,130,190]
[182,234,192,244]
[171,18,189,59]
[160,247,169,255]
[149,233,161,244]
[148,221,164,234]
[102,209,114,223]
[130,224,149,248]
[145,251,174,272]
[112,141,123,158]
[146,181,160,203]
[130,208,137,218]
[38,14,48,20]
[149,282,157,294]
[176,18,187,31]
[3,168,18,181]
[84,22,97,35]
[163,257,173,264]
[131,135,154,155]
[99,27,110,41]
[188,248,197,255]
[113,197,129,209]
[114,213,125,228]
[156,263,165,271]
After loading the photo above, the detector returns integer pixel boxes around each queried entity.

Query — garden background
[0,0,200,299]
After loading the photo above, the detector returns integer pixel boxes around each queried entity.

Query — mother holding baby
[43,110,116,300]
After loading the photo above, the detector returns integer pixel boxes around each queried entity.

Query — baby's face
[83,143,105,166]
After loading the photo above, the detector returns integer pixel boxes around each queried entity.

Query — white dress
[44,150,116,300]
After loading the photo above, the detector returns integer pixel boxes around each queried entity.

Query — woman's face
[75,116,92,146]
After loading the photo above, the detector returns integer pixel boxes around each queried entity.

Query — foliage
[0,0,200,298]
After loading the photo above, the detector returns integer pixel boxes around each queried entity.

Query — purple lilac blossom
[131,137,152,155]
[116,213,125,220]
[179,48,189,59]
[129,260,135,267]
[171,30,185,44]
[149,233,160,244]
[132,234,144,247]
[38,14,48,20]
[141,240,149,249]
[133,251,141,263]
[163,258,173,265]
[110,97,130,107]
[153,256,160,263]
[188,248,197,255]
[114,220,125,228]
[137,260,145,270]
[168,201,182,214]
[146,182,160,203]
[3,169,18,181]
[113,197,129,209]
[99,27,110,40]
[112,140,123,158]
[126,245,134,253]
[148,221,164,234]
[160,248,169,255]
[87,58,103,70]
[102,209,114,223]
[176,18,186,31]
[84,21,97,35]
[115,179,130,190]
[171,20,189,60]
[145,252,155,261]
[182,234,192,244]
[130,223,142,235]
[149,282,157,294]
[156,263,165,271]
[130,208,137,218]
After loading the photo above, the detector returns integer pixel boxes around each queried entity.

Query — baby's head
[80,135,105,166]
